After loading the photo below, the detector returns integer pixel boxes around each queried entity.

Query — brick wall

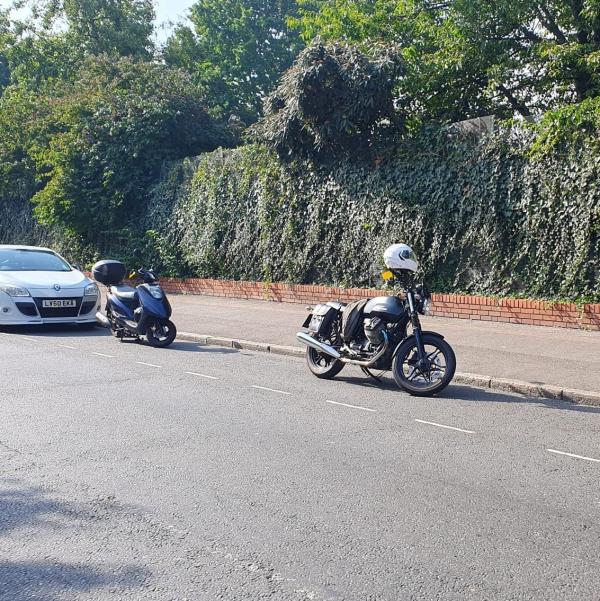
[158,277,600,331]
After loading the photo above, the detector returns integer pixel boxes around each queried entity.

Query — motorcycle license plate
[42,299,76,308]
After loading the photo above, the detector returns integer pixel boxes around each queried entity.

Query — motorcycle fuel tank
[364,296,405,322]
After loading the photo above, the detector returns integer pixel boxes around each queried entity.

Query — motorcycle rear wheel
[306,343,345,379]
[392,333,456,396]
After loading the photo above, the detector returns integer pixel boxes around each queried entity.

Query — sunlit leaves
[164,0,304,123]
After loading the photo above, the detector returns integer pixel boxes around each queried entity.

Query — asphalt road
[1,326,599,600]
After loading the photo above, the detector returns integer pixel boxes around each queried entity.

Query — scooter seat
[111,284,138,302]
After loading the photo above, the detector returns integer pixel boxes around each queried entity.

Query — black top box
[92,260,127,286]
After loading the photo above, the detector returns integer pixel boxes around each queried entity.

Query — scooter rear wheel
[146,319,177,348]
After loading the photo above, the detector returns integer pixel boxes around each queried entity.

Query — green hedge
[0,193,95,263]
[3,123,599,302]
[150,126,599,301]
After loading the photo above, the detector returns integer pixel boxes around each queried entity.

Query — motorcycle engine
[363,317,386,346]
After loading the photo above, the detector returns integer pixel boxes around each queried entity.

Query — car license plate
[42,299,76,308]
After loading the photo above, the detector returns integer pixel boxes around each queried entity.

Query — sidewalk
[169,294,600,396]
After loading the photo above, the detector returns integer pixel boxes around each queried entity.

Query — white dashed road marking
[251,385,291,396]
[22,336,37,342]
[92,352,115,358]
[136,361,162,368]
[59,344,77,350]
[547,449,600,463]
[185,371,219,380]
[415,419,475,434]
[326,400,376,412]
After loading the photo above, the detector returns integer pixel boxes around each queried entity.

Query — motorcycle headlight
[84,283,99,296]
[148,285,163,299]
[0,285,30,297]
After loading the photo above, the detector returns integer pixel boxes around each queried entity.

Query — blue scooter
[92,259,176,347]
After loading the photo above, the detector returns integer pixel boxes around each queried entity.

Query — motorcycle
[296,245,456,396]
[91,258,177,348]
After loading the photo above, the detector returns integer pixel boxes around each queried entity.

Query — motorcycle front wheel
[392,333,456,396]
[146,319,177,348]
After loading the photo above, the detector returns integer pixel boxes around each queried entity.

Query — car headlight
[84,283,99,296]
[0,285,30,297]
[148,285,163,299]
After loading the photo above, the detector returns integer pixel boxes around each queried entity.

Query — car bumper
[0,293,100,325]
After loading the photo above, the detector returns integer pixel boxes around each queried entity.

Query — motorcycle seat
[111,284,138,302]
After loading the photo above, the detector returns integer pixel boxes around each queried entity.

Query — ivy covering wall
[3,123,599,302]
[149,125,599,302]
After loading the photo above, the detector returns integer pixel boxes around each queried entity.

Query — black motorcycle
[296,272,456,396]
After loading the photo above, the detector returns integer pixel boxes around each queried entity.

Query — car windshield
[0,249,72,272]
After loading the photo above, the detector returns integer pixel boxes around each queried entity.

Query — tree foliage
[2,0,600,305]
[0,57,234,240]
[163,0,304,123]
[0,10,12,92]
[1,0,155,89]
[46,0,155,59]
[251,42,404,159]
[293,0,600,121]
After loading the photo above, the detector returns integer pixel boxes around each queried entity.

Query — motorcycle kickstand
[361,367,383,382]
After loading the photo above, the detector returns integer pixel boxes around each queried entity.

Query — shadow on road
[443,384,600,414]
[335,375,600,414]
[0,324,108,338]
[166,340,239,354]
[0,480,149,601]
[0,561,147,601]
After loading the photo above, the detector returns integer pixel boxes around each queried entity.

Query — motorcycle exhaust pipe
[296,331,341,360]
[95,311,111,329]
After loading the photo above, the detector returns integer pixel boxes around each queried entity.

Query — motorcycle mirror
[416,283,431,299]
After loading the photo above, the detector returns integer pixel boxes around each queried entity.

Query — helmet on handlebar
[383,243,419,273]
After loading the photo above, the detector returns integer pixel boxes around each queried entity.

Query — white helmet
[383,243,419,273]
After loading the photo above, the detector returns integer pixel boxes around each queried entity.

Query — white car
[0,245,100,327]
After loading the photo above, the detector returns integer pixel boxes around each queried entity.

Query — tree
[1,0,155,89]
[23,57,235,238]
[164,0,304,123]
[0,9,13,93]
[251,42,404,159]
[449,0,600,113]
[293,0,600,120]
[42,0,155,59]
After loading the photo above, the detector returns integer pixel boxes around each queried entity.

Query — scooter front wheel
[146,319,177,348]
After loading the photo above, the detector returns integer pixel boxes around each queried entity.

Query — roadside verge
[177,332,600,407]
